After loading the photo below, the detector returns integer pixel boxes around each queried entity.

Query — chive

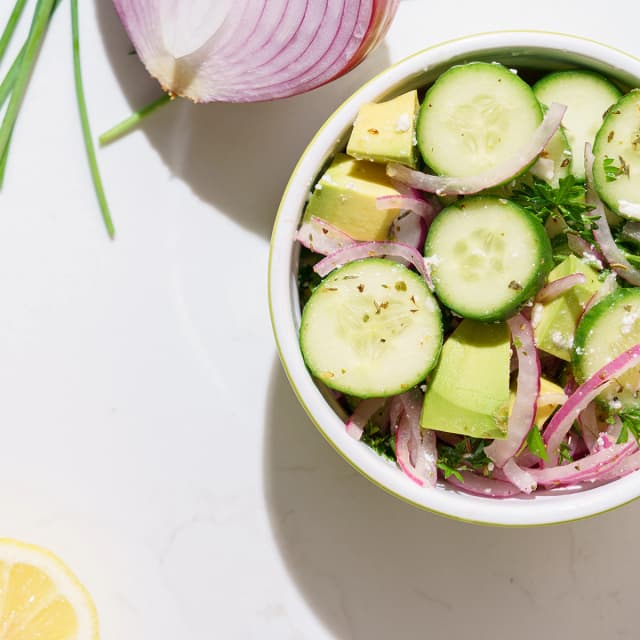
[0,45,25,109]
[0,127,13,189]
[71,0,114,238]
[0,0,29,64]
[0,0,55,161]
[99,93,171,146]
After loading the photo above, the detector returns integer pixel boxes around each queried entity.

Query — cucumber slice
[300,258,442,398]
[425,196,552,321]
[533,70,622,182]
[417,62,542,179]
[573,288,640,409]
[592,89,640,218]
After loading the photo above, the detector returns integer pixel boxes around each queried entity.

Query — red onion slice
[389,212,427,251]
[113,0,398,102]
[566,233,604,269]
[577,401,599,453]
[376,194,437,222]
[581,272,617,317]
[345,396,385,440]
[621,221,640,244]
[296,216,357,255]
[535,273,586,304]
[544,343,640,458]
[313,240,432,287]
[599,450,640,482]
[585,144,640,286]
[529,439,637,486]
[446,472,521,498]
[485,314,540,468]
[394,390,437,488]
[502,458,537,494]
[387,102,566,196]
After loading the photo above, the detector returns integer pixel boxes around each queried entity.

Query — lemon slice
[0,538,98,639]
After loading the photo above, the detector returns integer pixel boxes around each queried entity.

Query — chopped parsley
[615,407,640,444]
[511,175,597,241]
[558,441,573,464]
[603,156,629,182]
[436,437,492,481]
[361,422,395,460]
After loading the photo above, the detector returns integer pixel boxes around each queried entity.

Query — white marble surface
[0,1,638,638]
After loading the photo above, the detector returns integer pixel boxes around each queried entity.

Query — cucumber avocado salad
[296,61,640,497]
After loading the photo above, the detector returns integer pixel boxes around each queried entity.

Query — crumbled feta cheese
[395,113,411,132]
[551,330,573,350]
[582,252,603,270]
[621,310,640,335]
[531,303,543,328]
[609,398,623,411]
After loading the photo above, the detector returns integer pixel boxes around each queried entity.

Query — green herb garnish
[436,437,492,481]
[361,422,395,460]
[603,156,629,182]
[526,426,549,462]
[511,175,597,241]
[558,441,573,464]
[615,407,640,444]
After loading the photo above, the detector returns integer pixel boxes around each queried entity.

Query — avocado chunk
[303,154,402,241]
[421,319,511,439]
[533,254,601,361]
[346,90,419,167]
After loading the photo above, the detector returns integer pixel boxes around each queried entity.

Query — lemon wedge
[0,538,98,639]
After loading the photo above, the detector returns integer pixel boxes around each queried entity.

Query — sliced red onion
[394,390,437,487]
[376,194,437,222]
[313,240,433,287]
[566,233,604,269]
[599,450,640,482]
[446,471,521,498]
[387,103,566,196]
[577,401,600,453]
[388,213,426,251]
[544,343,640,458]
[485,314,540,468]
[345,396,386,440]
[585,144,640,286]
[502,458,537,494]
[529,439,637,486]
[296,216,357,256]
[112,0,398,102]
[535,273,586,304]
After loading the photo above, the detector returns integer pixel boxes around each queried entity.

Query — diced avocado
[303,154,402,241]
[534,377,565,429]
[533,254,601,361]
[346,90,419,167]
[421,319,511,439]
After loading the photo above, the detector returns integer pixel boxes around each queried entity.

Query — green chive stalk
[0,45,25,109]
[0,0,55,161]
[99,93,171,146]
[71,0,115,238]
[0,0,28,64]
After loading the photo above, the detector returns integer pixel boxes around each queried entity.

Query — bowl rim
[268,30,640,526]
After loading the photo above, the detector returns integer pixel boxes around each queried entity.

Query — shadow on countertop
[263,355,639,639]
[94,1,392,241]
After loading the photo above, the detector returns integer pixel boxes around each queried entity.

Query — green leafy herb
[361,422,395,460]
[436,437,492,482]
[297,250,322,304]
[558,441,573,464]
[526,426,549,462]
[615,407,640,444]
[603,156,629,182]
[511,175,597,241]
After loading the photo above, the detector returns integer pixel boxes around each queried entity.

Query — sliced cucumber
[574,288,640,408]
[299,258,442,398]
[592,89,640,218]
[417,62,542,179]
[424,196,552,321]
[533,70,622,182]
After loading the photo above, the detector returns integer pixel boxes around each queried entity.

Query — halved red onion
[529,439,637,486]
[387,102,566,196]
[485,314,540,468]
[585,144,640,286]
[535,273,586,304]
[313,240,433,286]
[502,458,537,494]
[296,216,357,256]
[566,233,604,269]
[544,343,640,458]
[394,390,437,487]
[112,0,399,102]
[345,396,386,440]
[446,471,521,498]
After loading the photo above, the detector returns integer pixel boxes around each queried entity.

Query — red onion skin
[535,273,586,304]
[346,397,386,440]
[446,472,521,498]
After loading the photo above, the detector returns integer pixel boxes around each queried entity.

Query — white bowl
[268,31,640,526]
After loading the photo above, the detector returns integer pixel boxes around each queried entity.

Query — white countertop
[0,1,638,638]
